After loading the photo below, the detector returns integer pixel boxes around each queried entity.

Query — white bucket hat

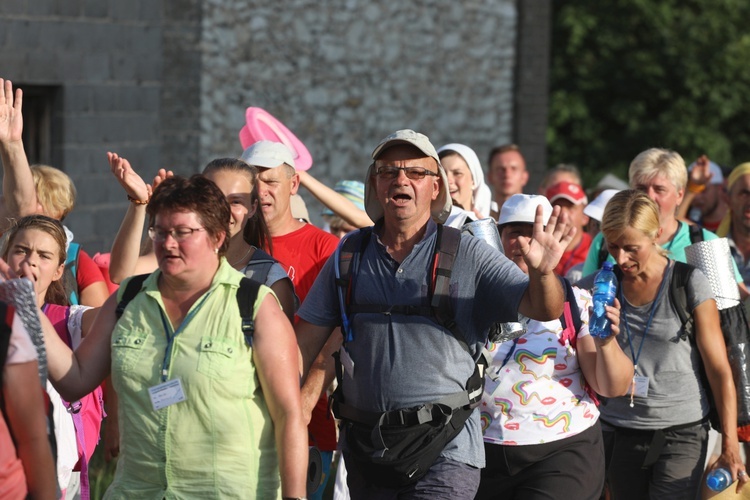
[364,129,452,223]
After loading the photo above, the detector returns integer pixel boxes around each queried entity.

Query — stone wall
[0,0,164,251]
[0,0,549,250]
[200,0,519,220]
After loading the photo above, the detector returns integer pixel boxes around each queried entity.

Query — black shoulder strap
[669,261,696,341]
[115,273,150,319]
[236,277,262,347]
[688,223,704,245]
[558,277,583,335]
[431,225,463,342]
[597,241,609,269]
[0,303,12,406]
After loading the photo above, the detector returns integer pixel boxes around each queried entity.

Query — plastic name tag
[149,378,187,411]
[633,375,649,398]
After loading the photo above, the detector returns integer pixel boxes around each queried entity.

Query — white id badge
[339,346,355,379]
[148,378,187,411]
[633,376,649,398]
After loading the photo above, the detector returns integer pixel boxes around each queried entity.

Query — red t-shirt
[271,223,339,451]
[555,232,592,277]
[76,249,106,293]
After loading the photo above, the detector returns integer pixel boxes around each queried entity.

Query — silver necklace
[230,247,253,269]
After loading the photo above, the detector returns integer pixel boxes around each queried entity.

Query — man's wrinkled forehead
[374,144,437,166]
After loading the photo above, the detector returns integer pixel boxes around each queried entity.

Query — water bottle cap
[707,475,722,490]
[602,261,614,271]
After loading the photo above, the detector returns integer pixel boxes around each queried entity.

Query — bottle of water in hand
[706,467,733,492]
[590,262,617,339]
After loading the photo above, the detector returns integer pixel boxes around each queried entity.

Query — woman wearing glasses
[30,175,308,499]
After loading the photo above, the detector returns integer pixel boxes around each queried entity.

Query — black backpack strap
[688,223,704,245]
[431,225,462,343]
[236,277,262,347]
[669,261,696,341]
[115,273,150,319]
[597,241,609,269]
[0,303,13,413]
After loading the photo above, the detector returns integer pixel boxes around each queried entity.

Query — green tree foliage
[548,0,750,185]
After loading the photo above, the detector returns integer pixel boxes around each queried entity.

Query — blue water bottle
[590,261,618,339]
[706,467,733,492]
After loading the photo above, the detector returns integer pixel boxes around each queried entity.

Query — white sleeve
[67,305,93,349]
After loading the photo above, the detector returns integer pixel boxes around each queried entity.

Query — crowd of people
[1,72,750,500]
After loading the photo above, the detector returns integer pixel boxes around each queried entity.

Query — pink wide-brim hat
[238,107,312,171]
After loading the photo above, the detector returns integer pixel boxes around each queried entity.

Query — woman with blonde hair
[597,189,745,498]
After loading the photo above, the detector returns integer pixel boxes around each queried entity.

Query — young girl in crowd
[3,215,103,499]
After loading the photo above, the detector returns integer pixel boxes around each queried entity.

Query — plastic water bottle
[706,467,733,492]
[590,262,618,339]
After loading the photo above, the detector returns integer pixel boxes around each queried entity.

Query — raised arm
[107,153,160,283]
[252,292,308,498]
[517,205,574,321]
[43,291,117,401]
[0,78,38,220]
[677,154,712,221]
[297,170,373,228]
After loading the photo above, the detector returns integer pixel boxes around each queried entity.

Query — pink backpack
[44,303,104,500]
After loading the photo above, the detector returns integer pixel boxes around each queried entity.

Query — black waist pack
[342,402,473,488]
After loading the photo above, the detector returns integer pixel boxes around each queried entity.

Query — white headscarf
[437,143,492,218]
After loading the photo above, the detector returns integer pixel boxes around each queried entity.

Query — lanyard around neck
[158,290,213,382]
[620,261,671,370]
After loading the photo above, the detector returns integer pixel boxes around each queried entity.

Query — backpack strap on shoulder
[236,277,262,347]
[64,242,81,305]
[597,241,609,269]
[669,261,696,341]
[558,277,583,348]
[431,225,461,333]
[335,228,372,343]
[115,273,150,319]
[688,222,704,245]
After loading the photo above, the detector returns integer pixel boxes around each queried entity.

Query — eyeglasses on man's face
[374,165,439,180]
[148,226,207,242]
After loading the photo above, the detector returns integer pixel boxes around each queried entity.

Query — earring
[215,248,219,254]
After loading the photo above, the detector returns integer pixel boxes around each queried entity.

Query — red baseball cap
[545,181,587,205]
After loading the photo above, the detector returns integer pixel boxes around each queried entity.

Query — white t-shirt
[481,286,600,445]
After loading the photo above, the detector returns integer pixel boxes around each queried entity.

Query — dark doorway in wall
[18,84,60,167]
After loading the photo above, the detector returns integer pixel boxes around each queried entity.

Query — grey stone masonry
[200,0,519,221]
[0,1,165,252]
[0,0,550,252]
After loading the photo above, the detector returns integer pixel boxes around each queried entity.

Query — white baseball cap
[583,189,620,222]
[497,194,553,227]
[240,140,295,169]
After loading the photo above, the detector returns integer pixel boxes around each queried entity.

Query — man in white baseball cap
[296,129,575,497]
[241,140,341,497]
